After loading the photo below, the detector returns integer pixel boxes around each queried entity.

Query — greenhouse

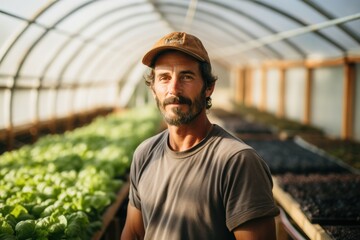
[0,1,359,239]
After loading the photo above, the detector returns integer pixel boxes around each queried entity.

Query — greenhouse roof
[0,0,359,109]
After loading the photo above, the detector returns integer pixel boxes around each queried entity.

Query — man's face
[151,51,211,126]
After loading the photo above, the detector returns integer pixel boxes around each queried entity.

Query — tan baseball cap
[142,32,210,67]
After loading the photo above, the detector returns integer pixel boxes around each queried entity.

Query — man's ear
[205,84,215,98]
[150,87,156,99]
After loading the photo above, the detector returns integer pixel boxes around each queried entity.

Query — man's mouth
[164,96,192,106]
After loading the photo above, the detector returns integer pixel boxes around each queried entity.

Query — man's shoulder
[212,125,253,152]
[134,129,167,156]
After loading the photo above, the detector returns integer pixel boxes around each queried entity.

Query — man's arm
[121,203,145,240]
[233,217,276,240]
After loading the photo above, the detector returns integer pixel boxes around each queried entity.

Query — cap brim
[142,46,205,67]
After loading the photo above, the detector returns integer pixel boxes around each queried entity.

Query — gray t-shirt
[129,124,279,240]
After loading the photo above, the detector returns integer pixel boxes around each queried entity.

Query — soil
[276,173,360,224]
[244,139,349,175]
[212,106,360,171]
[212,106,360,240]
[323,225,360,240]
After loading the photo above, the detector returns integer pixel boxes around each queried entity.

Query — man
[121,32,279,240]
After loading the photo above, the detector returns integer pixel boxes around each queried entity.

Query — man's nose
[168,76,182,95]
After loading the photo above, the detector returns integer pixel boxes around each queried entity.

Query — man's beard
[155,91,206,126]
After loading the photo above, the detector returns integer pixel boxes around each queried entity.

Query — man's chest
[138,156,221,219]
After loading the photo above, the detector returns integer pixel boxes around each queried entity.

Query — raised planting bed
[92,181,129,240]
[0,107,162,239]
[234,104,323,137]
[272,177,332,240]
[276,173,360,225]
[244,139,349,175]
[298,134,360,171]
[211,108,273,135]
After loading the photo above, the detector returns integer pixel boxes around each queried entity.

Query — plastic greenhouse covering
[1,1,360,239]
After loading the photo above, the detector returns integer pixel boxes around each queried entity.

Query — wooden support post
[235,67,245,104]
[66,115,75,131]
[303,68,313,125]
[6,128,14,151]
[259,66,267,112]
[30,121,39,143]
[341,62,355,139]
[277,68,286,118]
[245,67,253,107]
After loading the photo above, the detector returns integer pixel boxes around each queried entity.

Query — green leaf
[10,205,28,219]
[0,233,16,240]
[15,220,35,240]
[65,211,89,238]
[47,222,65,240]
[0,218,14,234]
[0,204,13,216]
[4,214,16,229]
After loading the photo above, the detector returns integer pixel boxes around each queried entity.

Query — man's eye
[182,75,193,80]
[158,76,170,81]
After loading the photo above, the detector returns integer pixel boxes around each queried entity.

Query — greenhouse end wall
[311,66,343,137]
[244,63,358,141]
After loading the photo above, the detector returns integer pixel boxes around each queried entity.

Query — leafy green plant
[0,106,162,239]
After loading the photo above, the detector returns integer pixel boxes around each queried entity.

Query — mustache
[163,96,192,106]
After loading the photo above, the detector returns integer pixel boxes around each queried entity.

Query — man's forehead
[154,60,200,74]
[154,64,195,72]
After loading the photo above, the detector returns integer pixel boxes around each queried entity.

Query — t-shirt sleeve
[127,131,167,211]
[128,148,142,210]
[223,149,279,231]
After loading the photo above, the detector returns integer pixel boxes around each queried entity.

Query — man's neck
[167,114,213,152]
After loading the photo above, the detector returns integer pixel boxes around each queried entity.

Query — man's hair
[145,61,218,109]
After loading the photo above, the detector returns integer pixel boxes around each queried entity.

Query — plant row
[0,107,161,239]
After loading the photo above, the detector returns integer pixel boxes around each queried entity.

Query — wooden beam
[303,68,313,125]
[261,55,360,69]
[341,63,356,139]
[305,57,346,68]
[263,59,304,69]
[347,55,360,63]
